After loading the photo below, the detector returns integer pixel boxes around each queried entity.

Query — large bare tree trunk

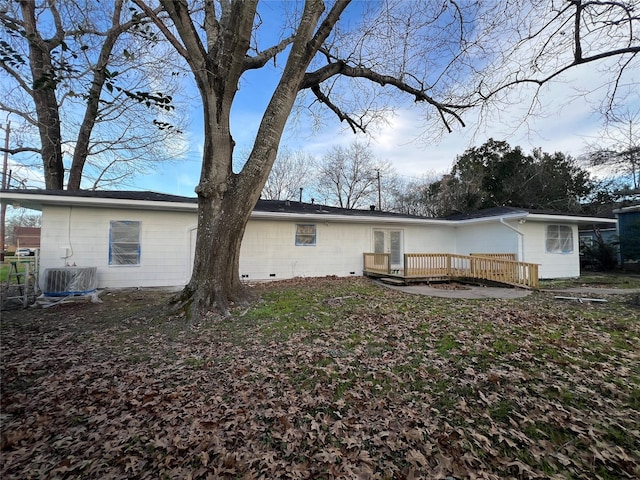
[20,0,64,190]
[175,185,258,318]
[67,1,125,190]
[173,96,260,317]
[148,0,329,319]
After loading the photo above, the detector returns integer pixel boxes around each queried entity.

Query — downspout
[500,217,525,261]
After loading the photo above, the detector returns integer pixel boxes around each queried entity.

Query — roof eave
[525,213,617,225]
[1,191,197,212]
[249,210,452,225]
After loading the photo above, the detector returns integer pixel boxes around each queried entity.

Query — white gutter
[450,212,528,225]
[249,210,453,225]
[526,213,617,225]
[500,217,525,261]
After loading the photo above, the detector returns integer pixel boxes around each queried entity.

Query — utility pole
[376,169,381,211]
[1,119,10,260]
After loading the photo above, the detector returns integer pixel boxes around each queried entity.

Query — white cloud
[282,62,638,182]
[136,32,638,195]
[5,159,45,189]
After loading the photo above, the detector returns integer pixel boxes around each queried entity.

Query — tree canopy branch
[302,60,467,132]
[483,46,639,102]
[1,146,41,155]
[308,0,351,53]
[243,35,295,71]
[310,85,363,134]
[131,0,194,64]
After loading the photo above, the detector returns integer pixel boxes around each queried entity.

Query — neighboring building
[12,226,41,251]
[1,190,618,289]
[578,225,619,271]
[578,227,618,248]
[614,204,640,269]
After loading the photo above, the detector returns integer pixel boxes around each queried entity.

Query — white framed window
[109,220,141,265]
[579,235,594,248]
[546,225,574,254]
[295,224,316,246]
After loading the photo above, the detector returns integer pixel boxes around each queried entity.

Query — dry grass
[1,277,639,479]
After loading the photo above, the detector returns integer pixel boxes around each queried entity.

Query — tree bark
[174,181,258,318]
[67,0,125,191]
[20,0,64,190]
[154,0,330,319]
[175,84,257,318]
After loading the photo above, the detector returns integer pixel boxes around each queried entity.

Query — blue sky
[5,1,639,196]
[134,61,635,198]
[130,0,639,197]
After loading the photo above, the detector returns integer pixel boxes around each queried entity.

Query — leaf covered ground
[1,277,639,479]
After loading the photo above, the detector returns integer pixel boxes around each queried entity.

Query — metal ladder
[3,258,37,309]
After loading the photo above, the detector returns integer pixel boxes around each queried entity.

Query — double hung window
[109,220,141,265]
[295,224,317,246]
[546,225,573,254]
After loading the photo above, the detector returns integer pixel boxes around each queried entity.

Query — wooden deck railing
[470,253,517,261]
[363,252,539,289]
[363,252,391,274]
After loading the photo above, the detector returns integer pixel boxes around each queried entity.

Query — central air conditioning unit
[40,267,98,296]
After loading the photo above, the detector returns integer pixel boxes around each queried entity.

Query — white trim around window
[295,224,316,246]
[546,224,574,254]
[109,220,141,265]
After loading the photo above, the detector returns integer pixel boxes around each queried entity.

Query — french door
[373,229,403,269]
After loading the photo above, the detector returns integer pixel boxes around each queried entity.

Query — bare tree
[261,148,314,201]
[585,109,640,190]
[4,209,41,248]
[315,142,390,209]
[0,0,186,190]
[132,0,638,319]
[389,174,445,217]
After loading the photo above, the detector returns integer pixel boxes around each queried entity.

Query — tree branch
[302,60,467,132]
[310,85,363,133]
[243,35,295,71]
[131,0,193,63]
[0,61,33,95]
[1,146,41,155]
[484,45,639,102]
[45,0,66,51]
[573,0,583,61]
[0,103,37,126]
[308,0,351,53]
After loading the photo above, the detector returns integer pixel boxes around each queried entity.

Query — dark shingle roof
[11,189,198,203]
[254,198,423,218]
[3,189,425,219]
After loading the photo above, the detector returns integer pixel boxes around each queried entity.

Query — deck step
[379,277,406,285]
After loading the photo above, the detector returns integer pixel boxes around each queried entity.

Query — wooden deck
[363,253,539,289]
